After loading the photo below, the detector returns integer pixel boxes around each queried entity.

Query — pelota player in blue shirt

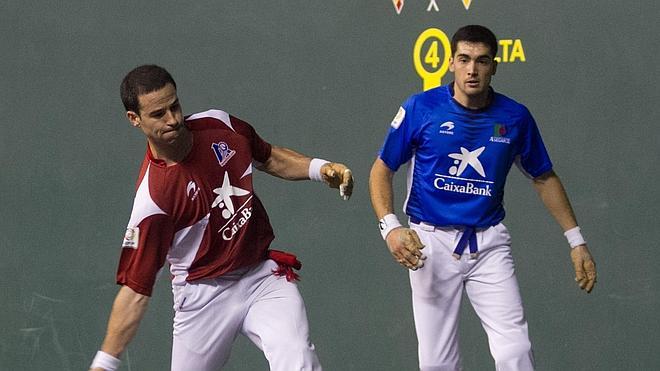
[369,25,597,371]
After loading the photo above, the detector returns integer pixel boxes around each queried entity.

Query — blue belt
[410,217,478,259]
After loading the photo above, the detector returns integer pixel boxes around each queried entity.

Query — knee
[493,342,534,371]
[266,340,321,370]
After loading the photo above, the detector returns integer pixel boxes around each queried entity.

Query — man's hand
[386,227,426,270]
[320,163,354,200]
[570,245,596,293]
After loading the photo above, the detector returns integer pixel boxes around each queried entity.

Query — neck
[452,83,491,110]
[148,128,193,166]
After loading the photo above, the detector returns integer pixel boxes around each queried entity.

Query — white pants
[170,259,322,371]
[409,222,534,371]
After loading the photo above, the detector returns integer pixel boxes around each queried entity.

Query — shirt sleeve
[116,214,174,296]
[516,108,553,178]
[378,96,420,172]
[230,115,272,163]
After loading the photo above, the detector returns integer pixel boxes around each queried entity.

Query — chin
[162,133,180,143]
[465,87,487,96]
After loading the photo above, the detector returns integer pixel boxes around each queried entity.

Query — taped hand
[320,162,354,200]
[386,227,426,271]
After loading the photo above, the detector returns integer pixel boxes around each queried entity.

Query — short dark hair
[120,65,176,113]
[451,25,498,59]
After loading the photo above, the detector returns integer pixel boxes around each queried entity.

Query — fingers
[583,259,597,293]
[408,229,425,251]
[321,163,354,200]
[389,229,425,270]
[573,258,587,289]
[571,246,597,293]
[396,254,424,270]
[339,168,353,200]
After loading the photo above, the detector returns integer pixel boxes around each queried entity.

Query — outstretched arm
[369,158,425,270]
[256,145,354,200]
[90,285,150,371]
[532,170,597,293]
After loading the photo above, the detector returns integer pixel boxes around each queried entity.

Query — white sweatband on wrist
[309,158,330,182]
[379,214,402,240]
[564,226,586,248]
[90,350,121,371]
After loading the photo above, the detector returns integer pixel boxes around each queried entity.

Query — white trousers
[170,259,322,371]
[409,222,534,371]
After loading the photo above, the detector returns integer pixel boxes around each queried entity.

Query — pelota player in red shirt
[90,65,353,371]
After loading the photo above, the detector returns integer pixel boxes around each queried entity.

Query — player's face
[127,83,184,145]
[449,41,497,105]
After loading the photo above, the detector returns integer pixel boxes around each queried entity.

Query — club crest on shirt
[122,227,139,249]
[211,142,236,166]
[391,107,406,129]
[490,123,511,144]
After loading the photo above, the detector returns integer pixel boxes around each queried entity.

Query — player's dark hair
[120,64,177,114]
[451,25,498,59]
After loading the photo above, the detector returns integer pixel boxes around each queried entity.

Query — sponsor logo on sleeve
[122,227,139,249]
[391,107,406,129]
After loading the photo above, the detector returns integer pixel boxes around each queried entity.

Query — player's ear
[127,111,141,128]
[491,59,498,75]
[448,56,455,73]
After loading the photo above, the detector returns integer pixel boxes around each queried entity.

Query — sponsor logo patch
[211,142,236,166]
[221,207,253,241]
[187,181,200,200]
[212,172,253,240]
[433,177,493,197]
[439,121,455,135]
[448,146,486,177]
[212,172,250,219]
[433,146,493,197]
[490,123,511,144]
[122,227,139,249]
[391,107,406,129]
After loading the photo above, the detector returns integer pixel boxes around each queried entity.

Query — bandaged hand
[386,227,426,271]
[320,162,354,200]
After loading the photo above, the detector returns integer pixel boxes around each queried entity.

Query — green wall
[1,1,658,370]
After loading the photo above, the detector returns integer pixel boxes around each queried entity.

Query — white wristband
[379,214,402,240]
[564,226,586,248]
[90,350,121,371]
[309,158,330,182]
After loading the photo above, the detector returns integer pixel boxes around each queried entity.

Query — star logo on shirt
[212,172,250,219]
[448,146,486,177]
